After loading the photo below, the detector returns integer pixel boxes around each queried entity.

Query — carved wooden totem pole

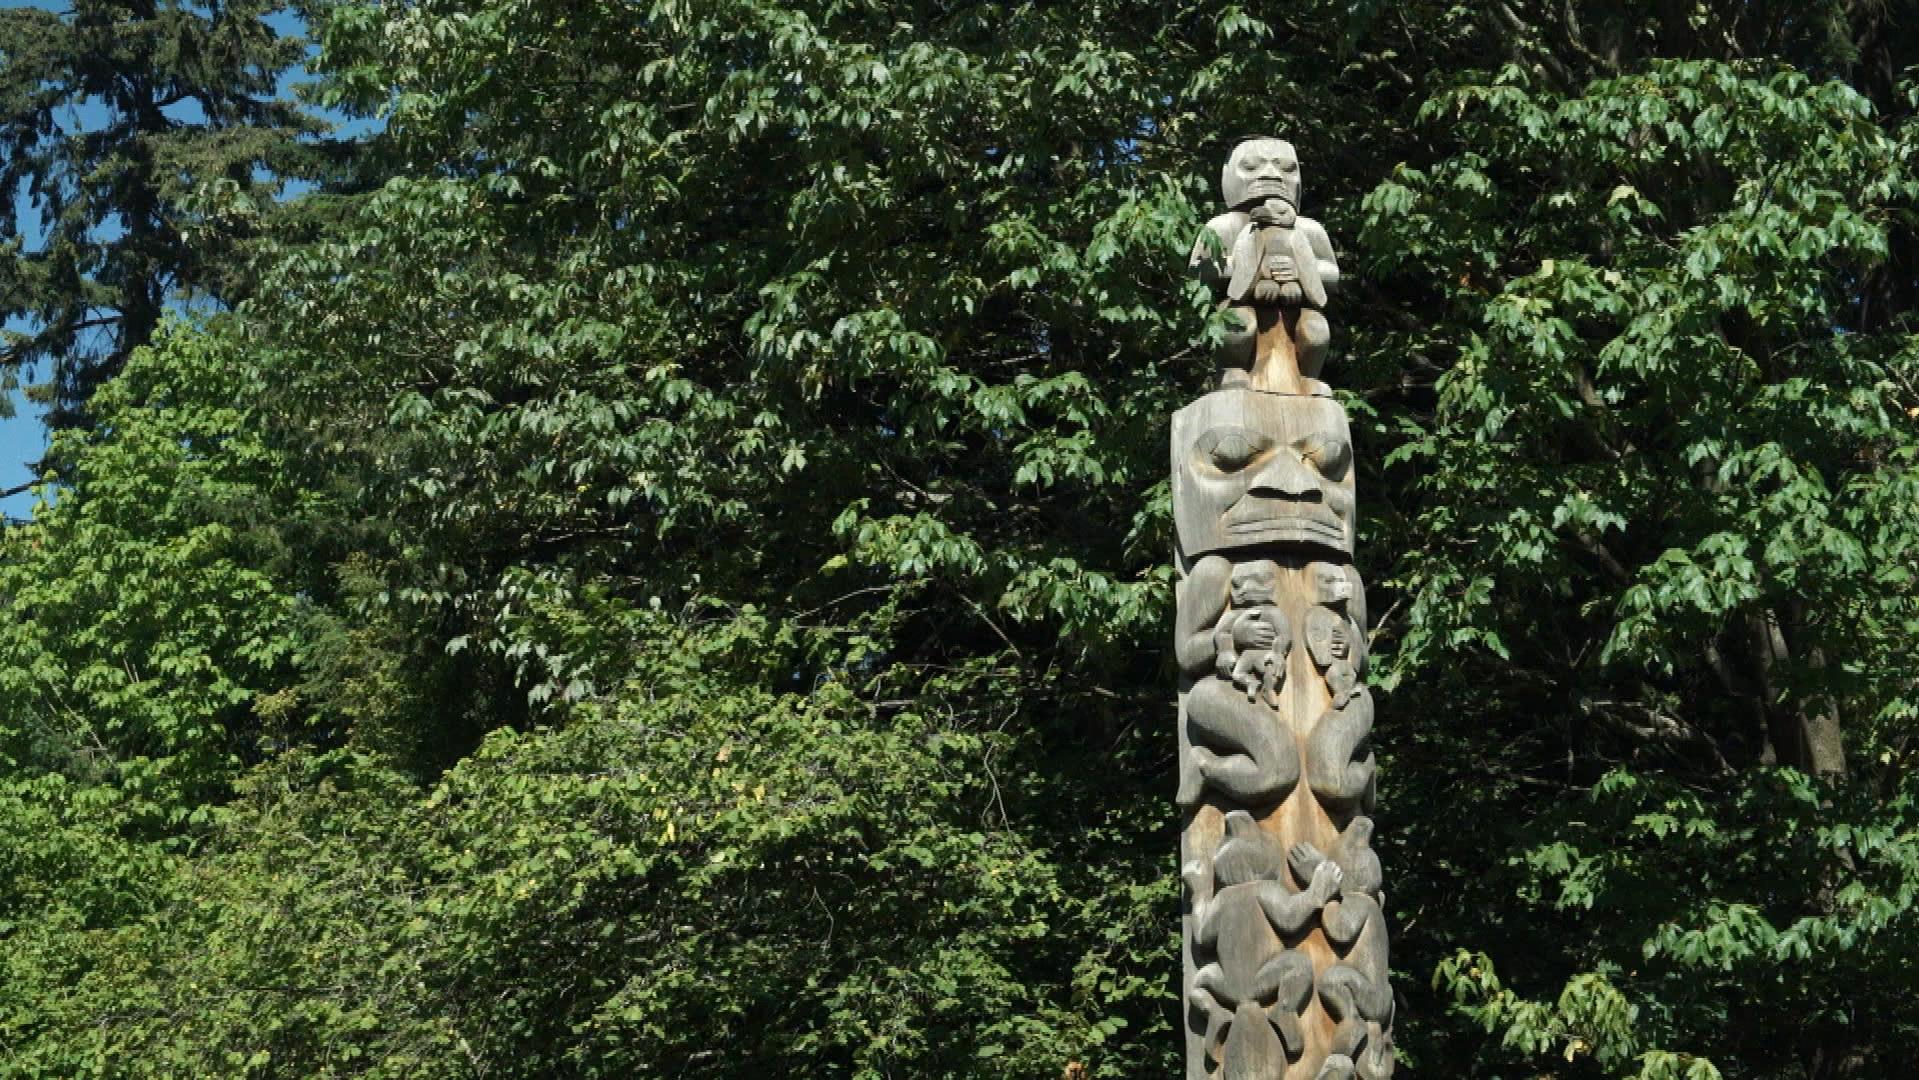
[1176,138,1393,1080]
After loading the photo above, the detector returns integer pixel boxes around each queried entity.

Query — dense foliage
[1,1,1917,1077]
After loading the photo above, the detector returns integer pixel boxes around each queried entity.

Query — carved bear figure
[1291,821,1393,1077]
[1184,811,1343,1076]
[1288,815,1382,901]
[1176,557,1300,809]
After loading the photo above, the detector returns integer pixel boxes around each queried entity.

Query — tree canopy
[1,1,1917,1077]
[0,0,328,430]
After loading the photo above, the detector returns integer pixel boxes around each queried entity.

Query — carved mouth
[1225,518,1346,543]
[1245,181,1295,202]
[1226,494,1337,526]
[1218,491,1348,551]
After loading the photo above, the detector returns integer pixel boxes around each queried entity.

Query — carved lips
[1172,387,1355,558]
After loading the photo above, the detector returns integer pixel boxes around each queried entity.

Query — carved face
[1222,138,1300,210]
[1230,560,1280,608]
[1309,562,1352,607]
[1172,388,1355,559]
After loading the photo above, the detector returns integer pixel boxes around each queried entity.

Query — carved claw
[1316,1053,1357,1080]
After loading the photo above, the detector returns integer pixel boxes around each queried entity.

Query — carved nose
[1248,451,1320,498]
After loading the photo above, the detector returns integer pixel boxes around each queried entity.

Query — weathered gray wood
[1177,140,1392,1080]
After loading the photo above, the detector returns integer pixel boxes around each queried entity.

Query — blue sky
[1,1,68,519]
[1,0,340,518]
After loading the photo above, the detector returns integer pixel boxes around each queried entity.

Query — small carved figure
[1190,138,1341,388]
[1305,661,1377,813]
[1215,560,1290,707]
[1321,960,1394,1076]
[1303,560,1365,676]
[1184,812,1344,1073]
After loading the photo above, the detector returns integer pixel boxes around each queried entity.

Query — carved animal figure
[1315,848,1393,1073]
[1305,661,1376,813]
[1176,558,1300,808]
[1184,812,1343,1074]
[1350,1022,1396,1080]
[1288,815,1382,901]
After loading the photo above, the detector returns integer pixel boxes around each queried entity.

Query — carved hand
[1233,615,1277,650]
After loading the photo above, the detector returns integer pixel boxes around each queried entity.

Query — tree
[0,0,326,430]
[1353,13,1919,1076]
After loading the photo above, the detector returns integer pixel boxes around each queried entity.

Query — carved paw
[1308,860,1344,905]
[1315,1054,1357,1080]
[1288,841,1325,887]
[1233,618,1277,651]
[1176,750,1204,807]
[1181,858,1210,898]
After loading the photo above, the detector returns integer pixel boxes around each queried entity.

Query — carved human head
[1229,560,1281,607]
[1172,388,1355,559]
[1222,138,1301,211]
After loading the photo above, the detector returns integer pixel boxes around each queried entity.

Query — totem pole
[1175,138,1393,1080]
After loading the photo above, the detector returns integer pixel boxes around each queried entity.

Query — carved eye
[1194,426,1269,473]
[1298,435,1351,477]
[1212,434,1258,468]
